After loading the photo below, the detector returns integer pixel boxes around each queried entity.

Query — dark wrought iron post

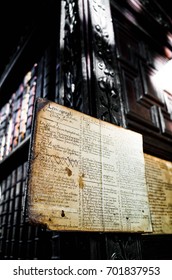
[59,0,125,123]
[87,0,125,126]
[59,0,91,115]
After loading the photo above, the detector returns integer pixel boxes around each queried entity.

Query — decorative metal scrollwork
[106,234,142,260]
[63,0,83,112]
[89,0,123,125]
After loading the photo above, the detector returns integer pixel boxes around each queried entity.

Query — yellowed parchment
[144,153,172,234]
[27,98,152,232]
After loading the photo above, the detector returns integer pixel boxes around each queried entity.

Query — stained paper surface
[27,98,152,232]
[145,153,172,234]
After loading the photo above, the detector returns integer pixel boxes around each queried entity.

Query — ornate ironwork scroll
[106,234,142,260]
[88,0,124,125]
[59,0,84,112]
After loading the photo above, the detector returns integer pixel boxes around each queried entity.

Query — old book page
[27,98,152,232]
[144,154,172,234]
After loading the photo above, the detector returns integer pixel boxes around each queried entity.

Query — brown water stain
[79,173,85,189]
[65,167,72,176]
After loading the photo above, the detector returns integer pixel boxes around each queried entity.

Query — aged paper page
[144,154,172,233]
[28,100,81,230]
[28,98,152,232]
[101,123,151,232]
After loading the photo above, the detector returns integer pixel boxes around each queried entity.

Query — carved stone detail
[88,0,123,125]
